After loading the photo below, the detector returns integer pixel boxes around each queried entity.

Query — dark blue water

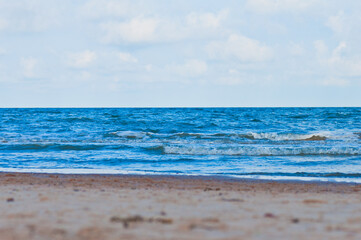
[0,108,360,182]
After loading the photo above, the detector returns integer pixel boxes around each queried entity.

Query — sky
[0,0,360,107]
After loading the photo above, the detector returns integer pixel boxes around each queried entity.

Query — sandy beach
[1,173,361,240]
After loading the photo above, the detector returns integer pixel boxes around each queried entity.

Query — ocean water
[0,108,360,183]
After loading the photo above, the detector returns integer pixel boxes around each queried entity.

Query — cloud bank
[0,0,360,107]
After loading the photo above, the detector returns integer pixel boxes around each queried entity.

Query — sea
[0,108,360,183]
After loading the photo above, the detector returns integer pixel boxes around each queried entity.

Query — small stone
[110,216,122,223]
[123,222,129,228]
[264,213,276,218]
[155,218,173,224]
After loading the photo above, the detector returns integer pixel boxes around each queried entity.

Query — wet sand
[1,172,361,240]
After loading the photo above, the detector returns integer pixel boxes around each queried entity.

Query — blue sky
[0,0,360,107]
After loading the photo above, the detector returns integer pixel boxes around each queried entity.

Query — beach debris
[160,211,166,216]
[5,173,16,177]
[303,199,327,204]
[110,215,143,228]
[204,187,221,191]
[291,218,300,223]
[188,222,218,231]
[110,215,173,228]
[6,198,14,202]
[203,218,220,223]
[221,198,244,202]
[155,218,173,224]
[77,227,105,239]
[264,213,276,218]
[52,228,67,236]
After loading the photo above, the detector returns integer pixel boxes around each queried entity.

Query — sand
[1,173,361,240]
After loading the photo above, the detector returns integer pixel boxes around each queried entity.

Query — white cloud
[217,76,244,86]
[0,47,6,55]
[330,41,346,60]
[117,52,138,63]
[168,59,208,77]
[0,18,8,30]
[101,18,159,43]
[288,42,304,56]
[314,41,361,77]
[246,0,320,14]
[81,0,136,19]
[67,50,97,68]
[321,78,349,86]
[314,40,328,57]
[206,34,273,62]
[186,10,228,29]
[100,10,228,44]
[217,69,245,85]
[326,11,345,35]
[0,1,62,32]
[20,57,38,78]
[330,57,361,77]
[145,64,152,71]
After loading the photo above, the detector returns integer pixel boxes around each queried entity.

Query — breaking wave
[246,133,328,141]
[159,145,361,156]
[105,131,150,139]
[169,132,331,141]
[103,131,347,142]
[232,172,361,178]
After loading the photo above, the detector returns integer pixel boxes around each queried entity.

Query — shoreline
[1,170,361,185]
[1,172,361,194]
[1,172,361,239]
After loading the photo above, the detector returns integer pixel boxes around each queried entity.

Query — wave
[324,112,355,119]
[355,132,361,139]
[63,117,94,122]
[105,131,150,139]
[157,145,361,156]
[171,132,330,141]
[231,172,361,178]
[0,143,130,151]
[246,132,327,141]
[101,130,359,142]
[172,132,203,138]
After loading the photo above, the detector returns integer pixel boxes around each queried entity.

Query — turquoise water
[0,108,360,182]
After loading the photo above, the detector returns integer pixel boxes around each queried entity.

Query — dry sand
[1,173,361,240]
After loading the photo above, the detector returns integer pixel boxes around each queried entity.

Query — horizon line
[0,106,360,109]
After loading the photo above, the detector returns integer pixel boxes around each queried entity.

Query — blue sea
[0,108,360,183]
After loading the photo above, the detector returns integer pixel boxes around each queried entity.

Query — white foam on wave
[249,132,326,141]
[248,131,358,141]
[109,131,149,139]
[231,174,361,184]
[163,145,361,156]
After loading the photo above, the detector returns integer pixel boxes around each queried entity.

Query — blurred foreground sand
[1,173,361,240]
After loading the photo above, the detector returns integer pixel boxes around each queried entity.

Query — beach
[1,173,361,239]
